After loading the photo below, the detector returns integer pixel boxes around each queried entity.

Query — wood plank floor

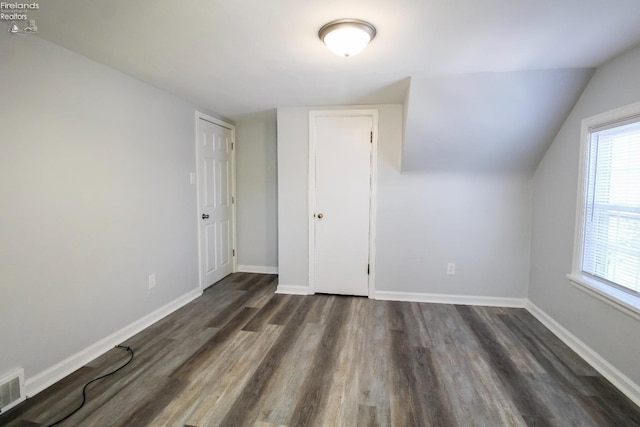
[2,273,639,426]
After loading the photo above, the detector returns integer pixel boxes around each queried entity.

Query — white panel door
[197,117,234,287]
[312,114,373,296]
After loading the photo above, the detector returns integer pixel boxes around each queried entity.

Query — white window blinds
[582,118,640,295]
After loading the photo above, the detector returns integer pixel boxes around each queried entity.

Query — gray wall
[530,43,640,385]
[277,105,532,298]
[0,31,200,379]
[235,110,278,270]
[276,107,311,287]
[376,172,532,297]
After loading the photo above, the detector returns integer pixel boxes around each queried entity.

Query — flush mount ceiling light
[318,19,376,57]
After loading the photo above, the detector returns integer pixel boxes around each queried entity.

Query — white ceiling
[28,1,640,174]
[32,0,640,119]
[403,70,594,174]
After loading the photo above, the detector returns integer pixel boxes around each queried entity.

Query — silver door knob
[202,214,210,220]
[317,213,324,219]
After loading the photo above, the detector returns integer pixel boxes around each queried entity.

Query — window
[570,102,640,319]
[583,120,640,293]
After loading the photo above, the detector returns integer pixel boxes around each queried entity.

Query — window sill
[567,273,640,322]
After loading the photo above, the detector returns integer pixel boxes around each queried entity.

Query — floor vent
[0,368,25,414]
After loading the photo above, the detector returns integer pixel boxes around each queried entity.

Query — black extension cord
[46,345,134,426]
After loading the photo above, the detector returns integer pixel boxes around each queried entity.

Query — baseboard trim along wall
[25,288,202,398]
[275,284,313,295]
[237,265,279,274]
[526,301,640,408]
[23,283,640,410]
[373,291,527,308]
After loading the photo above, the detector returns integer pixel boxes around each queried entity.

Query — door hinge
[367,264,370,275]
[232,249,236,256]
[231,142,234,150]
[232,196,235,204]
[370,131,373,143]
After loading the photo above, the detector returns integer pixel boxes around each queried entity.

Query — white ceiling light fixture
[319,19,376,57]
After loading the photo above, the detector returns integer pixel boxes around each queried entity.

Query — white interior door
[197,116,235,288]
[311,112,375,296]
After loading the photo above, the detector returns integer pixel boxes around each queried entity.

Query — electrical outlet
[447,263,456,275]
[148,274,156,289]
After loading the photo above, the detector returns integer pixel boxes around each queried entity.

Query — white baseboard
[237,265,278,274]
[373,290,526,308]
[276,284,313,295]
[20,283,640,410]
[526,301,640,408]
[25,288,202,397]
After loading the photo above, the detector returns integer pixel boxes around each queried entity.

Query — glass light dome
[319,19,377,57]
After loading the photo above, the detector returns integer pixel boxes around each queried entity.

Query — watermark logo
[2,2,39,34]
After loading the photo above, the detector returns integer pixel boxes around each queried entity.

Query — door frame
[195,111,237,290]
[308,109,379,298]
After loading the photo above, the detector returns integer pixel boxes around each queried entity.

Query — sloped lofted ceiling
[402,70,594,174]
[24,0,640,173]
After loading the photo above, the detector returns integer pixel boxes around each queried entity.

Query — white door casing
[309,110,378,297]
[196,113,236,288]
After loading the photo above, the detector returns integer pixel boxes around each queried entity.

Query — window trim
[570,101,640,321]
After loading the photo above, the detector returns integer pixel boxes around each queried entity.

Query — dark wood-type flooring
[2,273,639,426]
